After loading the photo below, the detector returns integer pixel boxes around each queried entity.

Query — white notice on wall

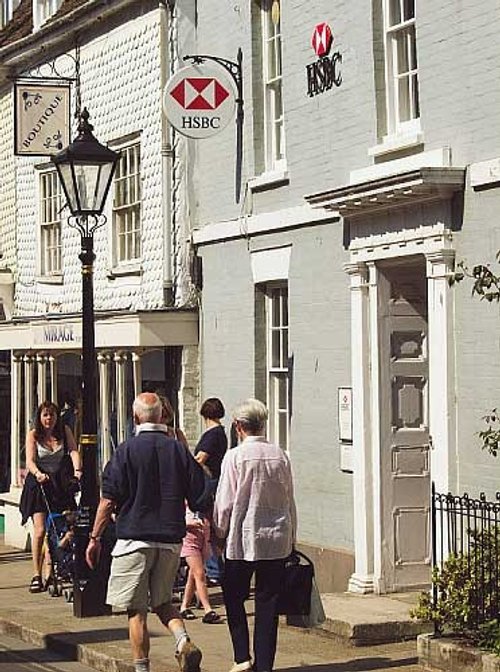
[338,387,353,443]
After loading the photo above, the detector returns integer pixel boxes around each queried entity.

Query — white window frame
[1,0,19,27]
[266,284,290,451]
[38,169,62,279]
[261,0,286,173]
[112,141,141,268]
[383,0,420,138]
[33,0,62,30]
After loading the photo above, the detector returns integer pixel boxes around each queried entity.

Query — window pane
[272,293,280,326]
[403,0,415,20]
[278,374,287,408]
[398,75,411,121]
[271,330,280,367]
[282,329,288,364]
[278,411,287,450]
[396,31,409,74]
[410,28,417,69]
[412,73,420,117]
[389,0,401,26]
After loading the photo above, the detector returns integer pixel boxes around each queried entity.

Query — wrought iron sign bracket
[183,49,244,203]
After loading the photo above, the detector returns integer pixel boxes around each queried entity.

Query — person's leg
[128,609,150,671]
[31,512,46,577]
[253,559,286,672]
[185,555,213,614]
[221,559,254,665]
[151,548,202,672]
[179,561,197,615]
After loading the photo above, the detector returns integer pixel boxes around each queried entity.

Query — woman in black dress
[19,401,81,593]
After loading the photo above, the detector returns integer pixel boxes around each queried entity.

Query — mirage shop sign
[163,63,236,139]
[307,22,342,97]
[14,82,71,156]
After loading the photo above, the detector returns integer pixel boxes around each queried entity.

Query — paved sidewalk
[0,541,427,672]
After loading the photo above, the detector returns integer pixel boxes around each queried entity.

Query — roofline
[0,0,163,84]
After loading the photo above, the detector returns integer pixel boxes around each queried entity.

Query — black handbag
[277,549,314,616]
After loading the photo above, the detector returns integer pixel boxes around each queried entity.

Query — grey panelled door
[379,261,430,591]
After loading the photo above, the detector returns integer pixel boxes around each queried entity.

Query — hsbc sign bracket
[181,49,244,203]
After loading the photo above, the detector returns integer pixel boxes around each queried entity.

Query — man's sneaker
[228,662,253,672]
[175,640,202,672]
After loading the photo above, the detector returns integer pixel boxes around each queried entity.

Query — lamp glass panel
[71,162,114,213]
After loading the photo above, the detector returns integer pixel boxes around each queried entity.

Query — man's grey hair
[133,392,162,425]
[233,398,268,435]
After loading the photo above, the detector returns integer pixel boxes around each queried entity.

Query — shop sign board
[163,63,236,139]
[14,81,71,156]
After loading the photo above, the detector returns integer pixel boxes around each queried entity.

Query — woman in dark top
[194,397,228,585]
[194,397,227,479]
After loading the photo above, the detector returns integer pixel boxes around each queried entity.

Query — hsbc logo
[164,64,236,139]
[169,77,230,111]
[311,23,333,58]
[306,22,342,98]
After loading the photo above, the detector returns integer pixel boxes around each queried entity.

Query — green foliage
[478,410,500,458]
[412,527,500,647]
[449,259,500,302]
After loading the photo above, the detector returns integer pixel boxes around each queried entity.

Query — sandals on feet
[180,608,197,620]
[29,575,44,593]
[202,610,221,624]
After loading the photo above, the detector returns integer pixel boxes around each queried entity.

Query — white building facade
[183,0,500,594]
[0,0,200,546]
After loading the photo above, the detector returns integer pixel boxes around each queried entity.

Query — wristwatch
[89,534,101,541]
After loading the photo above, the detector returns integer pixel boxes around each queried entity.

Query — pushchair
[40,484,78,602]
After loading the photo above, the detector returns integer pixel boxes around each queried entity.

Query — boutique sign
[14,81,71,156]
[306,22,342,97]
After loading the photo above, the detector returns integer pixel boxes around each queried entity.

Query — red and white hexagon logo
[311,23,333,58]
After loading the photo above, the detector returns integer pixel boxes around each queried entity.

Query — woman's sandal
[180,608,197,620]
[202,610,221,624]
[29,575,44,593]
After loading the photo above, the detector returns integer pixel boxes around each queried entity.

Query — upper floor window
[261,0,285,171]
[1,0,20,28]
[384,0,420,135]
[112,142,141,265]
[33,0,62,30]
[39,170,62,277]
[267,284,289,451]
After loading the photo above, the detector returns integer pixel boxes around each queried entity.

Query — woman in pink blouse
[213,399,297,672]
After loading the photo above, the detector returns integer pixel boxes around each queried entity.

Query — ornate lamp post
[52,108,118,617]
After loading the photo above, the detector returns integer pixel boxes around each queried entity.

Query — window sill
[37,274,63,285]
[107,261,143,279]
[368,130,424,158]
[249,168,289,192]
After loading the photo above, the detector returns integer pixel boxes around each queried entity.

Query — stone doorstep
[315,615,431,646]
[418,633,500,672]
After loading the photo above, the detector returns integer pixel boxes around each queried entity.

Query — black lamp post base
[72,510,113,618]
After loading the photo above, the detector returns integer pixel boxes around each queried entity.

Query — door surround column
[10,354,22,488]
[345,261,375,594]
[426,250,456,494]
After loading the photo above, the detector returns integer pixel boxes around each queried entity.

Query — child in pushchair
[44,508,77,600]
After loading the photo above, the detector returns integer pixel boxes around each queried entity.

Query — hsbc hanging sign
[163,63,237,139]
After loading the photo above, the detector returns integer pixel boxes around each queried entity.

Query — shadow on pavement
[0,552,30,564]
[281,656,419,672]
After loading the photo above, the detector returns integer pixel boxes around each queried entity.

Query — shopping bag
[277,550,314,616]
[286,578,326,628]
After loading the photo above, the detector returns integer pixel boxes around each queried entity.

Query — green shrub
[411,526,500,648]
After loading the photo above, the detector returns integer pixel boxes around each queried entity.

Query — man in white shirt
[213,398,297,672]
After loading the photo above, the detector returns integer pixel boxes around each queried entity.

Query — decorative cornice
[305,167,465,219]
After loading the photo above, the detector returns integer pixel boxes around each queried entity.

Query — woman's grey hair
[233,398,268,434]
[133,392,162,424]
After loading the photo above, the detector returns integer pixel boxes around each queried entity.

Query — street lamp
[52,107,119,617]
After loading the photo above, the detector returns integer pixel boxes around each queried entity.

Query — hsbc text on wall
[163,63,236,139]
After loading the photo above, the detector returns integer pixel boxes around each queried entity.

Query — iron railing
[432,482,500,633]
